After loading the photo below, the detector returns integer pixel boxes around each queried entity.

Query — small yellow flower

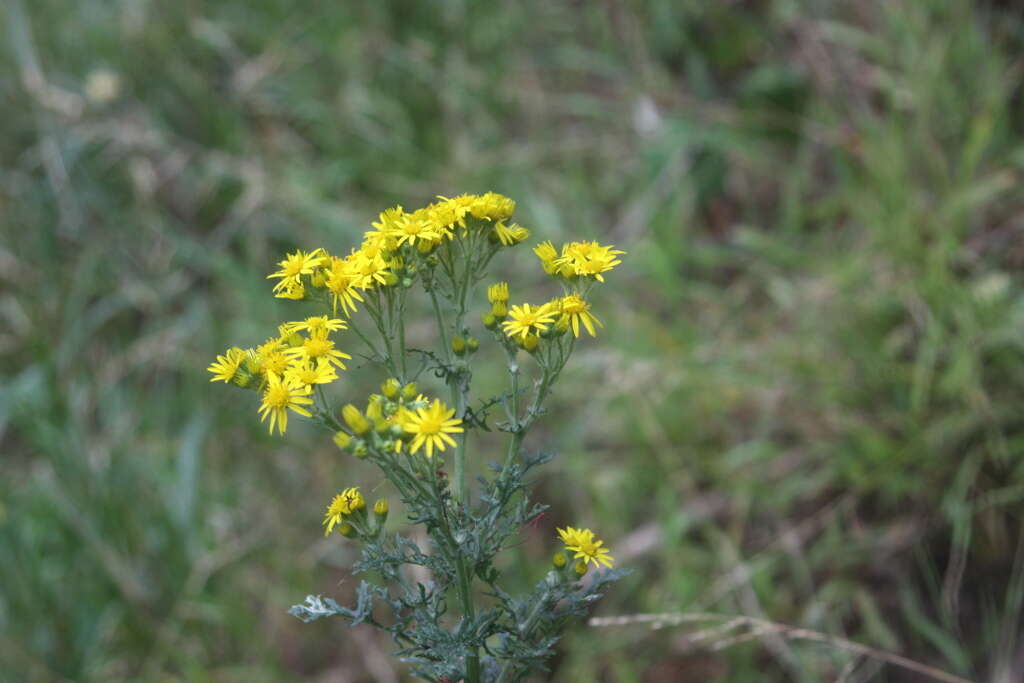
[487,282,510,303]
[284,359,338,387]
[208,347,246,383]
[267,248,326,292]
[324,256,366,316]
[555,241,625,282]
[533,241,560,275]
[283,316,348,336]
[557,526,615,569]
[493,222,529,246]
[323,487,366,535]
[274,280,306,300]
[389,213,441,247]
[470,192,516,222]
[557,294,603,338]
[342,404,371,435]
[402,399,464,458]
[285,331,352,370]
[501,303,558,341]
[257,338,291,377]
[258,373,313,435]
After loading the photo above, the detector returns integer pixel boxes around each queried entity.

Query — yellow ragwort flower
[493,222,529,246]
[557,294,603,337]
[470,192,516,222]
[555,241,625,282]
[324,256,366,316]
[283,316,348,336]
[402,399,463,458]
[284,331,352,370]
[389,213,441,248]
[502,302,558,341]
[258,373,313,435]
[533,241,561,276]
[267,248,326,293]
[557,526,615,569]
[284,359,338,387]
[323,487,366,535]
[208,347,246,383]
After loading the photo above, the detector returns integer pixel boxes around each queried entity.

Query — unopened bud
[342,404,371,435]
[466,337,479,353]
[333,431,352,450]
[574,560,588,576]
[339,522,357,538]
[310,270,327,288]
[402,277,414,288]
[382,272,399,287]
[353,442,368,459]
[520,335,539,352]
[417,240,436,255]
[451,335,466,355]
[382,378,401,399]
[552,553,568,569]
[373,499,389,519]
[491,301,508,320]
[401,382,418,401]
[482,312,497,330]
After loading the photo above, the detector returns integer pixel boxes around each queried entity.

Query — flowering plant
[209,192,627,681]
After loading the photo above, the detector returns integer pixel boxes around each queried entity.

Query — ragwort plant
[208,193,627,681]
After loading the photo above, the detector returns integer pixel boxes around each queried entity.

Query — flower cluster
[209,192,626,682]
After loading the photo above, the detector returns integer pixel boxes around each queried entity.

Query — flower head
[285,331,352,370]
[258,373,313,435]
[402,399,463,458]
[493,222,529,246]
[502,303,557,341]
[555,241,624,282]
[284,359,338,387]
[323,487,366,535]
[325,256,366,316]
[557,526,615,569]
[283,316,348,336]
[208,347,246,383]
[557,294,603,338]
[470,192,516,222]
[267,249,326,292]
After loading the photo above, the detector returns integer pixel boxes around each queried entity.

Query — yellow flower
[285,331,352,370]
[429,195,472,233]
[323,487,365,535]
[350,249,392,289]
[555,241,625,282]
[402,399,463,458]
[557,526,615,569]
[533,241,560,275]
[274,280,306,300]
[283,316,348,336]
[284,359,338,387]
[501,303,558,341]
[389,213,441,247]
[557,294,603,337]
[208,347,246,383]
[266,248,326,293]
[325,256,366,316]
[365,206,405,246]
[256,338,291,377]
[493,222,529,246]
[258,373,313,435]
[342,404,371,435]
[487,282,509,303]
[470,192,516,221]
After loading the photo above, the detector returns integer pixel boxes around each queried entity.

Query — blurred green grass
[3,0,1024,680]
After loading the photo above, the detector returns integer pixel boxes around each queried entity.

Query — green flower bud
[310,269,327,289]
[402,277,414,288]
[574,560,588,576]
[339,522,357,538]
[401,382,418,401]
[451,335,466,355]
[482,312,497,330]
[333,431,352,450]
[373,499,389,519]
[520,335,539,352]
[552,553,568,569]
[491,301,508,320]
[466,337,479,353]
[353,442,368,459]
[382,378,401,399]
[382,271,399,287]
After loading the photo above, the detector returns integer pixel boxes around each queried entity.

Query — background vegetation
[3,0,1024,680]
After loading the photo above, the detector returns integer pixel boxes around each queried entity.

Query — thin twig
[588,612,974,683]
